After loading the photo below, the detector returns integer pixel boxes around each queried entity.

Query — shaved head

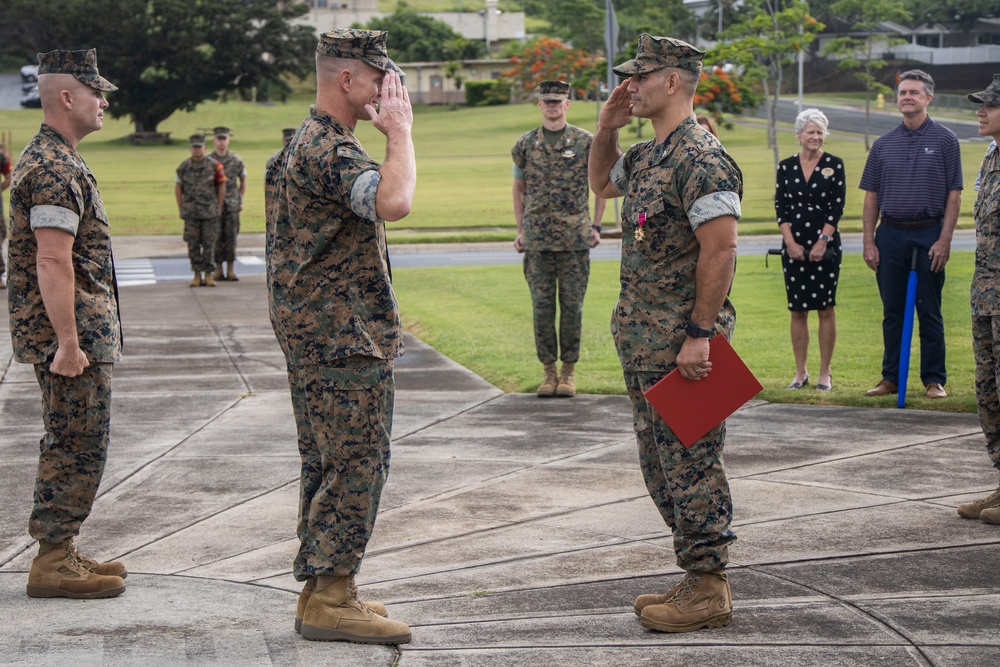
[37,73,88,108]
[316,55,363,83]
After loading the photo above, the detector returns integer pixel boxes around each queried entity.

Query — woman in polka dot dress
[775,109,845,392]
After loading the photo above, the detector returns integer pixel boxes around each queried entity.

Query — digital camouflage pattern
[36,48,117,92]
[211,150,246,263]
[523,249,590,363]
[211,150,246,210]
[183,217,218,273]
[0,148,9,276]
[972,145,1000,316]
[266,105,401,366]
[612,34,705,76]
[537,80,569,101]
[30,363,113,542]
[317,29,401,74]
[176,156,225,220]
[287,358,393,577]
[512,124,595,252]
[610,117,742,372]
[7,124,122,364]
[625,369,735,572]
[972,143,1000,469]
[610,116,742,574]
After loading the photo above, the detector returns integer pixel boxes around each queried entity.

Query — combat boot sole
[640,608,731,633]
[26,581,126,599]
[300,622,411,644]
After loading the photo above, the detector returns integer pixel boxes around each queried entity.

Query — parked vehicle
[20,89,41,108]
[20,64,38,83]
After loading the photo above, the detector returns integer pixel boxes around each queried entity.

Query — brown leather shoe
[925,382,947,398]
[865,380,898,397]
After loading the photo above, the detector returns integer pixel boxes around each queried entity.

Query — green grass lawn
[394,250,978,412]
[0,94,988,239]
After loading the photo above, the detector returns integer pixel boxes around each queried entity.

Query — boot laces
[63,544,94,574]
[669,573,701,603]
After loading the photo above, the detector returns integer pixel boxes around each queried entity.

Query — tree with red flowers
[694,67,759,130]
[502,36,594,101]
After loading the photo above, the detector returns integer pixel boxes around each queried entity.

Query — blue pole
[897,247,919,408]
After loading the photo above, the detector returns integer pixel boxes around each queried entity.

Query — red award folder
[643,335,763,448]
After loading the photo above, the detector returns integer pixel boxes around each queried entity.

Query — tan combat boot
[634,577,686,616]
[203,273,217,287]
[295,576,388,633]
[213,266,224,282]
[536,362,558,397]
[68,539,127,579]
[225,261,238,281]
[189,271,202,287]
[957,471,1000,519]
[26,540,126,599]
[300,575,410,644]
[640,569,732,633]
[556,362,576,397]
[981,507,1000,525]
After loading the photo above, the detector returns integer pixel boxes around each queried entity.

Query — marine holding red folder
[588,33,752,635]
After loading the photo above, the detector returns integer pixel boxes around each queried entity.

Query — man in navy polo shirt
[860,69,963,399]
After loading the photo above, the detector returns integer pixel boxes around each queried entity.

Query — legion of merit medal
[635,212,646,242]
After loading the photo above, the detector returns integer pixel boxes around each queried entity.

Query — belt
[880,214,942,231]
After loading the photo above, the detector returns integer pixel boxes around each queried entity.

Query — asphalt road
[0,73,29,110]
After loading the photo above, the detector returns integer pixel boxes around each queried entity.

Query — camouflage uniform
[1,149,11,278]
[610,116,743,572]
[211,149,246,264]
[970,80,1000,471]
[176,154,225,273]
[7,123,122,543]
[512,123,595,364]
[266,105,401,580]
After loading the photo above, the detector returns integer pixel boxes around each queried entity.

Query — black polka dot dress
[775,152,846,312]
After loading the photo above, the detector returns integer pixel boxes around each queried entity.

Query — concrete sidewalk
[2,276,1000,666]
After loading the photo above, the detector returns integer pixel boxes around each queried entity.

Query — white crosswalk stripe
[115,258,156,287]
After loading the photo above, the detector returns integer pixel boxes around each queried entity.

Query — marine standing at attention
[7,48,128,599]
[589,34,744,634]
[512,79,606,397]
[265,29,416,645]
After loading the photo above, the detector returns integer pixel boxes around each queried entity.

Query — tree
[823,0,910,150]
[695,67,761,130]
[361,7,486,62]
[713,0,824,169]
[905,0,997,32]
[0,0,316,135]
[502,36,593,99]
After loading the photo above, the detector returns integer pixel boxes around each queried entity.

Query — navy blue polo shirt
[859,116,963,220]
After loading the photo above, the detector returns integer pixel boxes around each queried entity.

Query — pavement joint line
[747,571,936,667]
[393,391,505,441]
[189,289,253,395]
[734,430,985,481]
[737,539,1000,571]
[116,477,299,574]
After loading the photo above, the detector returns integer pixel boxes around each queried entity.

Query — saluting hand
[598,79,634,131]
[368,71,412,137]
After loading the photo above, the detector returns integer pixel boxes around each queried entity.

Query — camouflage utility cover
[36,48,117,92]
[176,156,225,219]
[7,124,121,364]
[266,105,401,365]
[512,124,595,252]
[973,144,1000,315]
[610,117,743,371]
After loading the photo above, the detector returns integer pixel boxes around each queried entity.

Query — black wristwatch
[592,224,602,233]
[819,233,833,242]
[685,321,713,338]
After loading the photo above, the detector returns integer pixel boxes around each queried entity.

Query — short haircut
[794,108,829,136]
[899,69,935,96]
[670,67,700,97]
